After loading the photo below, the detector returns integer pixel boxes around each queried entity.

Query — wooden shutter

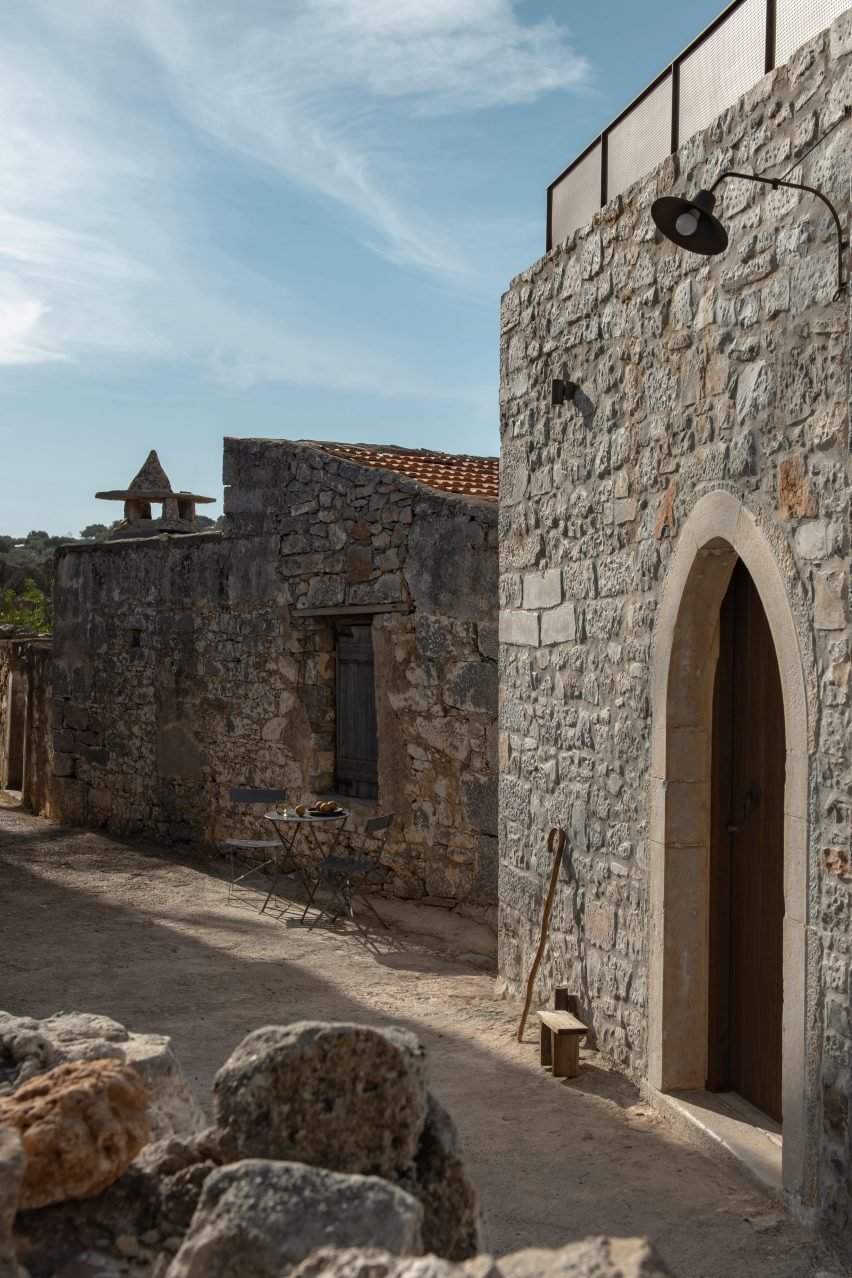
[335,631,378,800]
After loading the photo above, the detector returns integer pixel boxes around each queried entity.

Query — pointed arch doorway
[648,490,815,1201]
[708,559,784,1122]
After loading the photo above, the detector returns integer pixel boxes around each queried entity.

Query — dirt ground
[0,805,842,1278]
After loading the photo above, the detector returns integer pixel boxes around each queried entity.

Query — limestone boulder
[213,1022,427,1180]
[0,1126,25,1278]
[166,1160,423,1278]
[0,1011,204,1140]
[292,1239,672,1278]
[213,1021,480,1261]
[0,1058,149,1209]
[411,1095,483,1260]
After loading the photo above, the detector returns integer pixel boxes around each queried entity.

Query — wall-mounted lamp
[551,376,577,406]
[651,108,850,295]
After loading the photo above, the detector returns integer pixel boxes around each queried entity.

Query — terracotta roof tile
[317,443,498,501]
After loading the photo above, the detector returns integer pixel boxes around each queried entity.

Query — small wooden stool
[538,1009,588,1079]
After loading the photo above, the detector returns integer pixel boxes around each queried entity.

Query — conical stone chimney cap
[95,449,215,507]
[129,450,172,494]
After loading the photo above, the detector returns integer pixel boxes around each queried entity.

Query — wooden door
[708,560,785,1122]
[335,627,378,801]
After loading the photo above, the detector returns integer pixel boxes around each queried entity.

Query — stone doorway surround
[647,488,816,1207]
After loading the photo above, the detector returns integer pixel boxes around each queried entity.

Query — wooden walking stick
[516,826,566,1042]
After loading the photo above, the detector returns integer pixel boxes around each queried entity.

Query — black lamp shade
[651,189,729,255]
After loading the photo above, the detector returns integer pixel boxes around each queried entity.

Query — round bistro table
[262,808,350,919]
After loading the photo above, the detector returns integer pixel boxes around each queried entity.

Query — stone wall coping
[55,530,223,559]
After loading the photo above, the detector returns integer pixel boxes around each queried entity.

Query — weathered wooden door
[335,628,378,801]
[709,560,785,1122]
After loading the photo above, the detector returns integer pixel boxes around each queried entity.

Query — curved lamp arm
[710,170,847,294]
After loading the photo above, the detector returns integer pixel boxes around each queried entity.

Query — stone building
[47,438,499,920]
[499,5,852,1248]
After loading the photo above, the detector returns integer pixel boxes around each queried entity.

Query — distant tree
[80,523,110,541]
[24,530,50,549]
[0,536,14,554]
[0,578,52,632]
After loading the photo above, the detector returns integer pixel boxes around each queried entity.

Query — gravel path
[0,805,834,1277]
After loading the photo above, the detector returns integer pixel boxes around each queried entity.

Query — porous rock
[0,1058,149,1210]
[166,1160,423,1278]
[213,1022,427,1180]
[0,1126,25,1278]
[0,1011,204,1141]
[411,1095,483,1260]
[134,1128,229,1230]
[292,1238,672,1278]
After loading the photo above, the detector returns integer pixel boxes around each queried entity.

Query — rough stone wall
[51,439,498,920]
[0,630,53,814]
[499,13,851,1240]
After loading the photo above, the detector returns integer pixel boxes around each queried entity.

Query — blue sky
[1,0,723,537]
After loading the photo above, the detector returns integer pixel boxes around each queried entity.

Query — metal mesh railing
[776,0,849,62]
[547,0,851,249]
[607,74,673,199]
[550,142,601,248]
[678,0,765,141]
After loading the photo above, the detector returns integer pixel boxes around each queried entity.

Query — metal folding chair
[308,813,394,938]
[225,787,289,906]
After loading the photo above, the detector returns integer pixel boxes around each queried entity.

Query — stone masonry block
[500,611,540,647]
[541,604,577,646]
[795,521,829,561]
[461,774,497,837]
[523,571,562,610]
[815,570,846,630]
[445,663,497,715]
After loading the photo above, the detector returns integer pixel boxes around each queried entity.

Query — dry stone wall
[499,13,852,1244]
[51,439,498,920]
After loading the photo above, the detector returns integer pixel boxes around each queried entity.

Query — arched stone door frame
[648,488,816,1202]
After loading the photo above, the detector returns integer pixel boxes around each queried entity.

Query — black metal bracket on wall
[710,169,848,294]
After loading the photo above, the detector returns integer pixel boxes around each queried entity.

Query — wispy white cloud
[0,0,591,380]
[123,0,590,277]
[0,278,65,367]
